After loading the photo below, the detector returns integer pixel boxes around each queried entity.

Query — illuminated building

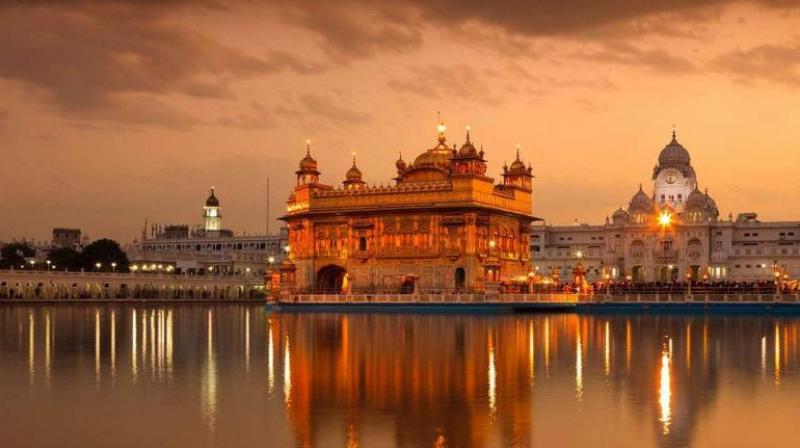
[532,131,800,283]
[128,188,288,275]
[281,123,535,293]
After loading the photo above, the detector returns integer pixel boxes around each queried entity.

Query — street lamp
[658,211,672,228]
[29,260,36,270]
[95,262,102,271]
[111,262,117,273]
[46,260,51,270]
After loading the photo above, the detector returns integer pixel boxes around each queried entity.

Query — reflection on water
[2,306,800,447]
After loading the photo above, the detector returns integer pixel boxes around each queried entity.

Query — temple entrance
[400,279,415,294]
[657,266,679,282]
[316,265,347,293]
[632,266,644,283]
[454,267,466,290]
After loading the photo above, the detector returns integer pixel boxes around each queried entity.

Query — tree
[48,247,83,271]
[80,239,130,272]
[0,243,35,269]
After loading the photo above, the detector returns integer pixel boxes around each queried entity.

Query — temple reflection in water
[2,305,800,447]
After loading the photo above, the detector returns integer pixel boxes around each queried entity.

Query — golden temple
[280,122,535,293]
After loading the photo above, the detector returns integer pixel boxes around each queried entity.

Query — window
[358,236,367,251]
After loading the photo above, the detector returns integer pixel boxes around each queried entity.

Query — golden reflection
[283,334,292,407]
[149,311,156,373]
[686,324,691,371]
[28,312,34,386]
[625,319,632,371]
[141,309,147,361]
[267,318,275,396]
[488,335,497,416]
[528,321,535,386]
[132,309,138,379]
[202,309,218,432]
[761,335,767,376]
[45,312,52,385]
[544,317,550,376]
[575,326,583,401]
[658,341,672,435]
[166,310,173,375]
[774,324,781,386]
[245,308,251,372]
[604,321,610,376]
[95,309,101,383]
[111,310,116,381]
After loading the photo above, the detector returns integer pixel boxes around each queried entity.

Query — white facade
[531,133,800,283]
[128,188,288,275]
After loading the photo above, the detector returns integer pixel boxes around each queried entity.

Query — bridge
[0,270,265,300]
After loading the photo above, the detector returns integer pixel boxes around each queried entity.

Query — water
[1,305,799,448]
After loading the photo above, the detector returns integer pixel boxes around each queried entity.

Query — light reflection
[544,318,550,376]
[575,327,583,401]
[283,333,292,407]
[625,319,632,371]
[761,335,767,376]
[95,309,101,384]
[774,324,781,386]
[166,310,173,375]
[604,321,610,376]
[111,310,116,381]
[132,309,138,379]
[686,324,691,371]
[488,335,497,416]
[28,312,34,386]
[267,319,275,396]
[659,341,672,435]
[202,309,218,432]
[528,321,535,386]
[245,308,251,372]
[45,312,52,385]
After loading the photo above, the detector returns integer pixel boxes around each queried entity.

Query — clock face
[664,170,678,184]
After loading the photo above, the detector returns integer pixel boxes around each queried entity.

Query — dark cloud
[711,39,800,86]
[215,100,278,130]
[0,2,325,128]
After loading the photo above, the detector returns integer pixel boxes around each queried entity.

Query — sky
[2,0,800,244]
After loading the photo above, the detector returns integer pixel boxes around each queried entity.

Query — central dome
[658,131,691,167]
[412,128,453,170]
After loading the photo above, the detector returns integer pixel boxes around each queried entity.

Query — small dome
[345,156,363,181]
[685,186,707,211]
[205,187,219,207]
[508,147,528,175]
[395,152,406,171]
[704,189,718,212]
[298,141,318,172]
[612,207,629,220]
[658,130,691,167]
[628,185,653,213]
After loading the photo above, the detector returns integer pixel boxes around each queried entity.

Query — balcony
[653,249,679,261]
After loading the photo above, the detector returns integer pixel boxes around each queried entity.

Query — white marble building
[531,132,800,283]
[128,188,288,275]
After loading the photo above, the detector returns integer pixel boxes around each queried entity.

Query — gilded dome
[412,131,453,170]
[628,185,653,213]
[612,207,629,220]
[658,131,691,167]
[297,141,318,173]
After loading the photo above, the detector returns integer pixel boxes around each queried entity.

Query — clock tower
[652,130,697,212]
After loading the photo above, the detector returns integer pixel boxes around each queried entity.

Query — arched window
[359,236,367,252]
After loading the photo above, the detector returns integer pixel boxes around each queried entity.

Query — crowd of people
[527,279,799,295]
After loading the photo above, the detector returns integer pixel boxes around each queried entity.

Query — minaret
[296,140,321,186]
[203,187,222,232]
[502,145,533,191]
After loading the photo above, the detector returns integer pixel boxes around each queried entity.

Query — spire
[436,112,446,143]
[638,183,643,191]
[515,144,521,161]
[352,152,357,167]
[465,125,471,143]
[671,125,677,142]
[305,139,311,156]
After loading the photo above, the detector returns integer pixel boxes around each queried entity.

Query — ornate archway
[316,265,347,293]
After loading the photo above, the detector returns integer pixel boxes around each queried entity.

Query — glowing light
[774,324,781,385]
[658,211,672,227]
[437,123,447,134]
[283,335,292,407]
[604,321,610,376]
[488,337,497,416]
[529,322,535,386]
[267,319,275,396]
[575,327,583,401]
[659,342,672,435]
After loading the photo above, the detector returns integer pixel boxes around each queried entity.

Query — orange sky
[2,0,800,243]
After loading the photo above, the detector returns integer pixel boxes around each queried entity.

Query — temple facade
[281,123,535,293]
[531,131,800,283]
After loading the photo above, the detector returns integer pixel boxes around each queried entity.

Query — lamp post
[95,262,102,272]
[111,262,117,273]
[28,260,36,270]
[46,260,51,271]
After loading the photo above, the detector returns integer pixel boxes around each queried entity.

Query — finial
[210,186,215,194]
[305,139,311,155]
[671,125,677,140]
[465,125,471,143]
[352,151,357,166]
[638,183,643,191]
[515,144,521,161]
[398,150,403,160]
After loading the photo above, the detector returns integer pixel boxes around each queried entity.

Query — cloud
[215,100,278,130]
[0,2,324,128]
[298,94,372,125]
[574,41,696,73]
[388,64,501,105]
[711,39,800,86]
